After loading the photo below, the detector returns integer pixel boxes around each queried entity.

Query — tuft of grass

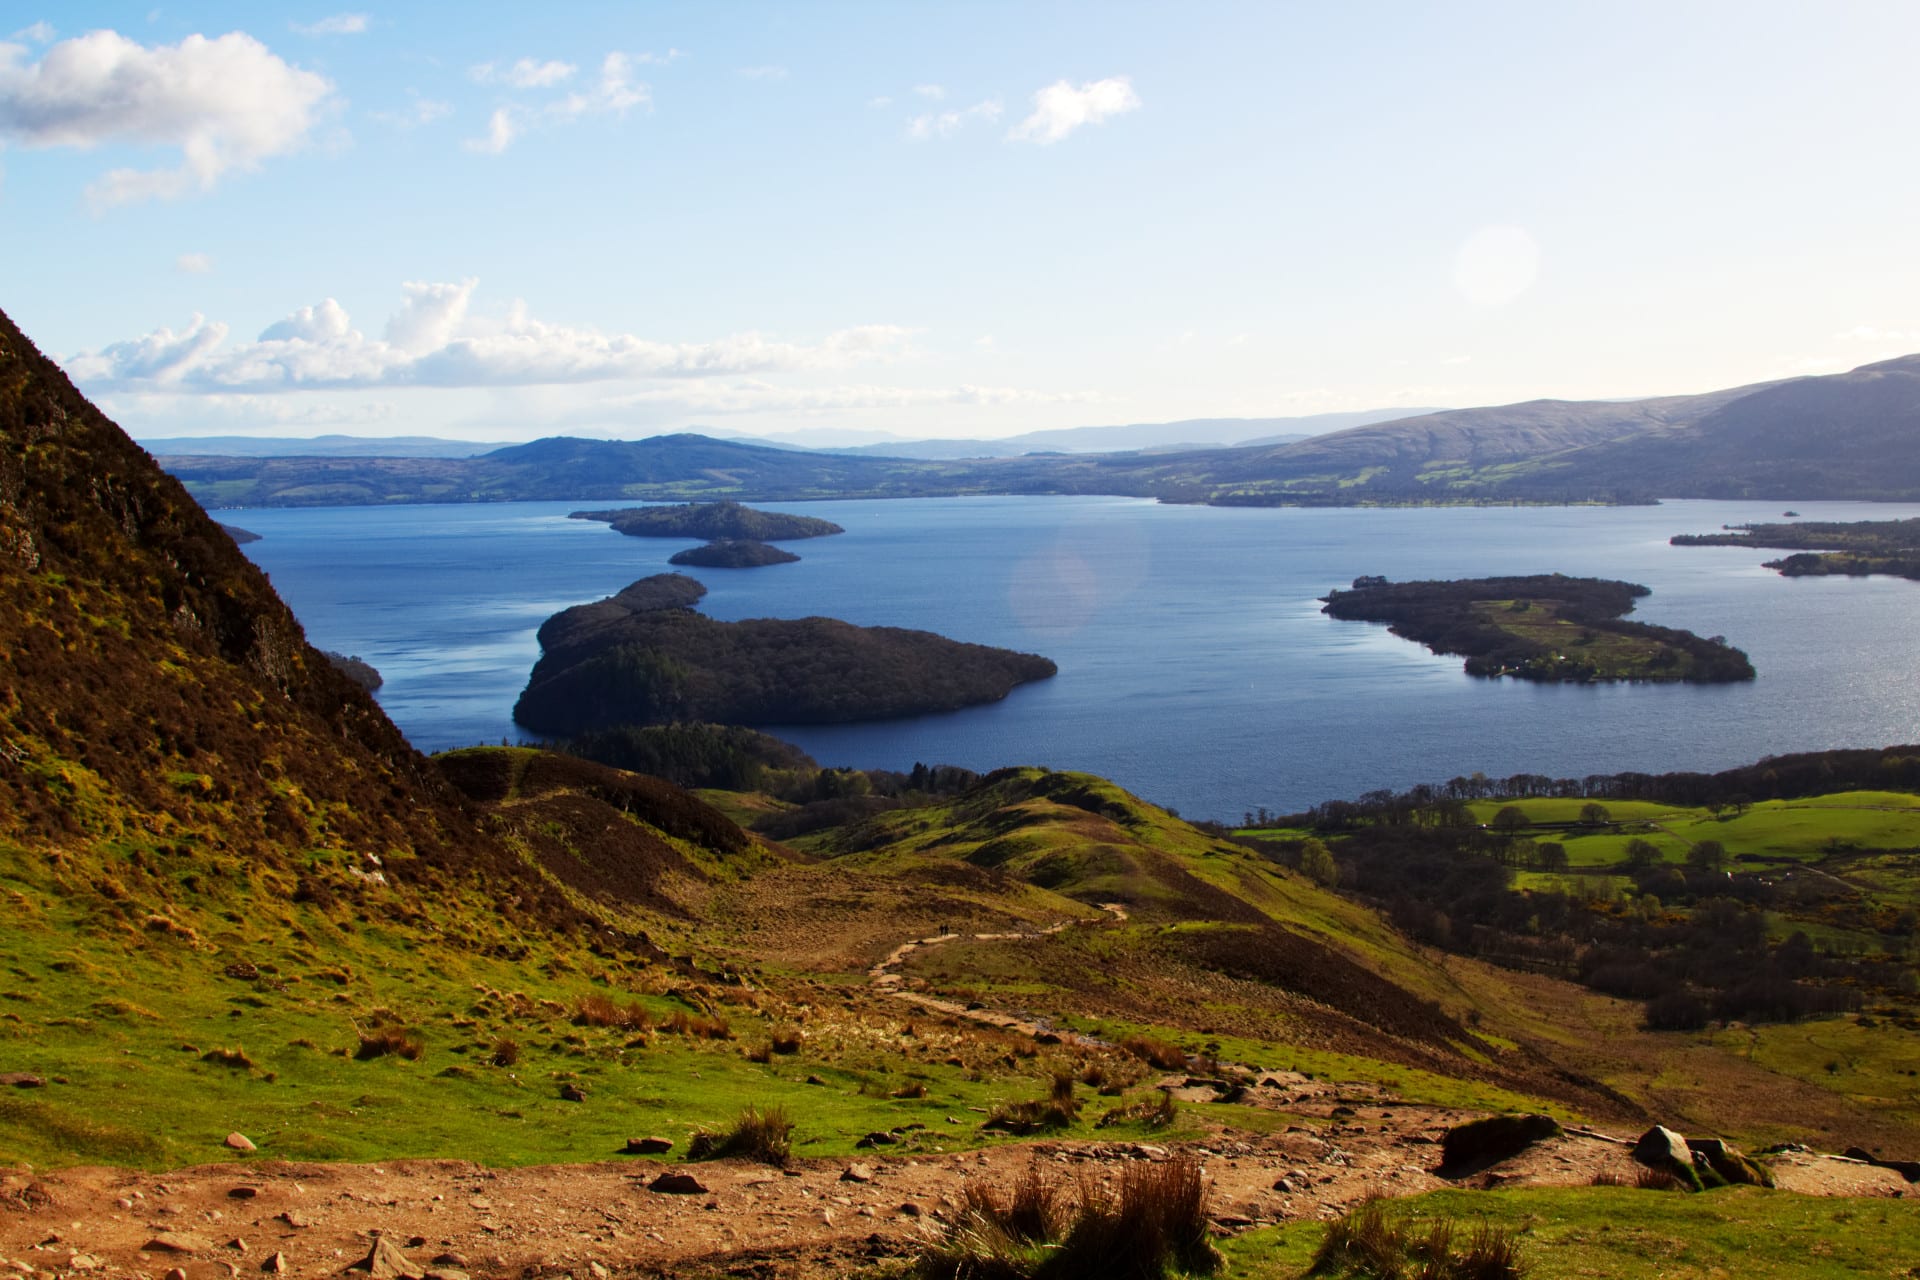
[1308,1197,1524,1280]
[686,1104,793,1166]
[200,1046,254,1070]
[354,1026,425,1061]
[916,1155,1219,1279]
[1120,1035,1188,1071]
[1097,1091,1177,1130]
[573,993,651,1030]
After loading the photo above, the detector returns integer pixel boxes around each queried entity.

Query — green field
[1220,1187,1920,1279]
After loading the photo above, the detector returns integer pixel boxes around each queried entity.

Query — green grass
[1219,1187,1920,1278]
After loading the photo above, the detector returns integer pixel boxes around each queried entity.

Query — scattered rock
[805,1075,827,1086]
[429,1255,467,1268]
[898,1202,922,1217]
[559,1083,588,1103]
[224,1132,257,1152]
[1440,1114,1563,1174]
[423,1271,469,1280]
[840,1164,875,1184]
[278,1212,312,1229]
[0,1074,44,1089]
[624,1137,673,1155]
[647,1172,708,1196]
[1844,1146,1920,1183]
[854,1131,898,1149]
[346,1234,421,1279]
[1633,1125,1702,1190]
[145,1232,216,1254]
[261,1253,287,1274]
[164,1269,188,1280]
[588,1263,611,1279]
[64,1255,103,1273]
[228,1187,259,1200]
[1691,1137,1775,1188]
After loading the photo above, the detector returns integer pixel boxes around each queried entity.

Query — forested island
[1673,517,1920,581]
[514,573,1057,735]
[668,539,801,568]
[572,498,844,542]
[1321,573,1755,683]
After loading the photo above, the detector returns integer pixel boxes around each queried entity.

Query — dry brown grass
[686,1104,793,1166]
[354,1026,424,1061]
[660,1009,732,1040]
[1096,1091,1177,1130]
[1120,1035,1188,1071]
[488,1037,521,1067]
[200,1046,253,1070]
[1308,1197,1525,1279]
[573,993,652,1030]
[917,1155,1219,1279]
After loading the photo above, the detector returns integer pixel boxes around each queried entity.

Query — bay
[226,496,1920,821]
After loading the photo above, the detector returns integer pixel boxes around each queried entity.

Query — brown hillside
[0,305,580,922]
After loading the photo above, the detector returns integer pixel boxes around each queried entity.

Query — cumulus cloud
[10,21,54,44]
[465,52,648,152]
[176,251,213,273]
[292,14,368,37]
[470,57,575,88]
[65,282,914,393]
[0,29,334,206]
[1007,75,1140,144]
[908,99,1001,140]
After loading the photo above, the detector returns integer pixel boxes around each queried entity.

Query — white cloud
[736,65,786,80]
[176,251,213,273]
[912,83,944,100]
[371,91,451,129]
[292,14,368,37]
[1008,75,1140,144]
[66,282,915,393]
[634,49,687,65]
[470,57,576,89]
[908,99,1001,141]
[467,53,647,152]
[465,106,516,154]
[10,22,54,44]
[0,29,334,207]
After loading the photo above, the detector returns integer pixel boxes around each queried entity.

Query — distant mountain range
[774,408,1438,459]
[153,356,1920,507]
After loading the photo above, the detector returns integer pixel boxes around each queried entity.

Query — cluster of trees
[667,540,800,568]
[1283,745,1920,828]
[1319,573,1754,684]
[515,575,1057,736]
[1294,817,1886,1030]
[572,499,844,542]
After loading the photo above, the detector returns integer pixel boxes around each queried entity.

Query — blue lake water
[226,496,1920,821]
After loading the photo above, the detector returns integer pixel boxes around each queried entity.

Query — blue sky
[3,1,1919,444]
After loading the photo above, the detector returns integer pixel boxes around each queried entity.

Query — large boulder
[1633,1125,1702,1190]
[1691,1136,1774,1188]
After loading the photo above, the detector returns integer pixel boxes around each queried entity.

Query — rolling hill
[153,354,1920,507]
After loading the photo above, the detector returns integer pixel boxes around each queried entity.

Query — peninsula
[668,539,801,568]
[1673,517,1920,582]
[1321,573,1755,683]
[572,498,844,542]
[514,573,1056,735]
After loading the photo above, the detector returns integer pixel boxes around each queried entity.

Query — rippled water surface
[229,496,1920,820]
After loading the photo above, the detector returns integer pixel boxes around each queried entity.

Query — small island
[219,523,262,544]
[668,539,801,569]
[514,573,1057,735]
[571,499,844,542]
[1673,517,1920,582]
[1321,573,1755,683]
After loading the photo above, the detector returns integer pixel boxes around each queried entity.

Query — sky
[3,1,1919,446]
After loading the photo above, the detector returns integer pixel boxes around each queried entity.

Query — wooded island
[1321,573,1755,683]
